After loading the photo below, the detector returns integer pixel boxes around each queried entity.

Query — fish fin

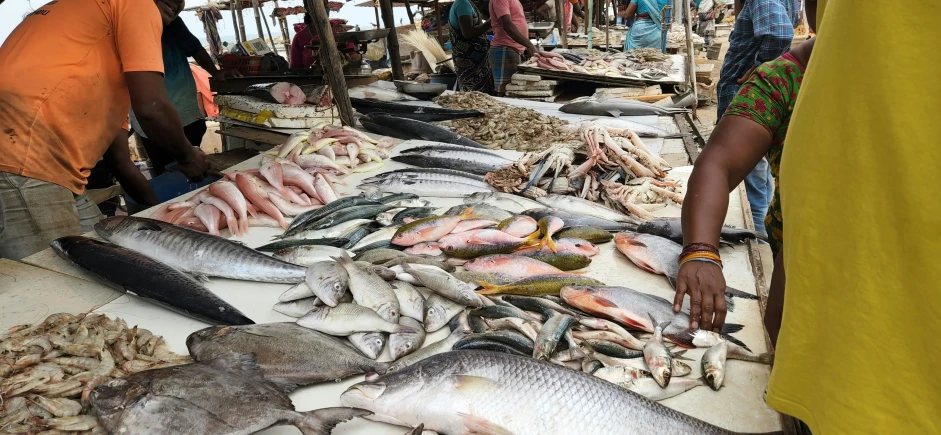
[589,295,619,309]
[755,351,775,365]
[607,110,622,118]
[725,285,758,300]
[724,293,736,312]
[294,407,372,435]
[720,333,750,352]
[670,349,693,361]
[720,323,744,335]
[203,353,264,378]
[331,251,354,266]
[451,375,500,393]
[456,412,514,435]
[475,281,501,295]
[664,331,696,349]
[458,206,480,220]
[269,378,300,393]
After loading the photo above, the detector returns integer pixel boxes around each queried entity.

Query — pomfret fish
[91,354,369,434]
[341,350,738,435]
[51,236,252,326]
[95,216,306,283]
[186,323,388,391]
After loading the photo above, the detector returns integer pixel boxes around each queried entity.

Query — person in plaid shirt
[715,0,799,236]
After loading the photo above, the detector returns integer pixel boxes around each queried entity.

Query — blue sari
[624,0,668,50]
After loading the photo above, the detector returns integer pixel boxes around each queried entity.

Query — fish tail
[721,333,750,352]
[475,281,502,295]
[331,251,354,266]
[294,407,372,435]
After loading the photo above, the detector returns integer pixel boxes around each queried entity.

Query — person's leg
[0,172,83,260]
[744,158,773,235]
[74,193,104,233]
[489,46,505,96]
[182,119,208,150]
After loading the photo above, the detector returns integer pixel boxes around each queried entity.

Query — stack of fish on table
[148,123,395,234]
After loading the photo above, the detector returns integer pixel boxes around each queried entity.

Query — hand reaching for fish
[674,261,728,333]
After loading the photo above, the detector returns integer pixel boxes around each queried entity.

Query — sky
[0,0,420,47]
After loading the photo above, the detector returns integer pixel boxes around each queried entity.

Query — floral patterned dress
[723,52,805,255]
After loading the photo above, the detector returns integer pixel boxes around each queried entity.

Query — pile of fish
[150,124,395,235]
[244,82,309,106]
[0,313,190,433]
[433,91,570,152]
[523,49,676,81]
[386,142,514,176]
[350,98,484,122]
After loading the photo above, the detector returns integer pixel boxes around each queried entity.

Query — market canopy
[353,0,453,8]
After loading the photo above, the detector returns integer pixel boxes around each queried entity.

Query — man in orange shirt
[0,0,211,260]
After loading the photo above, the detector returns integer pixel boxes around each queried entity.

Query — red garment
[189,64,218,117]
[289,21,355,69]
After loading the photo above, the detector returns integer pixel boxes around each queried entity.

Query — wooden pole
[236,0,248,42]
[378,0,405,79]
[230,2,242,45]
[434,0,444,47]
[373,1,387,50]
[253,0,279,54]
[250,0,265,43]
[404,0,417,26]
[604,0,609,51]
[279,17,291,58]
[683,0,698,117]
[553,0,568,48]
[586,0,593,49]
[303,0,355,125]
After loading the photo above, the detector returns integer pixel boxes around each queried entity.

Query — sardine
[255,237,350,252]
[533,314,575,360]
[341,350,738,434]
[186,323,387,391]
[351,226,401,252]
[95,216,306,284]
[310,204,396,231]
[391,207,438,225]
[50,236,253,326]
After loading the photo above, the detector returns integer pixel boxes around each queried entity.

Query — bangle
[681,242,719,257]
[679,250,722,268]
[680,257,723,269]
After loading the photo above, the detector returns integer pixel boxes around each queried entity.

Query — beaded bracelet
[681,242,720,257]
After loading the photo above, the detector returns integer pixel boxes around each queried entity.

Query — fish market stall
[8,120,780,434]
[518,50,688,88]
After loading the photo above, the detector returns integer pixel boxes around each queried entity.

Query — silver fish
[186,323,388,391]
[335,252,400,323]
[349,85,418,102]
[444,203,514,222]
[391,281,426,321]
[536,194,636,223]
[297,304,413,336]
[559,96,687,117]
[351,226,401,252]
[423,294,465,333]
[533,314,575,361]
[273,298,320,318]
[402,264,482,307]
[350,332,386,360]
[275,246,352,267]
[702,341,728,391]
[624,377,706,401]
[342,350,736,434]
[94,216,305,283]
[389,317,425,360]
[92,354,369,434]
[288,219,373,241]
[359,178,493,198]
[643,315,673,388]
[279,282,315,302]
[577,117,687,138]
[385,319,470,373]
[305,261,350,307]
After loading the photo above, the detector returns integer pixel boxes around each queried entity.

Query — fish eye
[334,283,342,290]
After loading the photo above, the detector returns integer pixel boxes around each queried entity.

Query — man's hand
[674,261,727,332]
[212,68,243,81]
[177,147,212,182]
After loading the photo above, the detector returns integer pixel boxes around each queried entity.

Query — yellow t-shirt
[769,0,941,433]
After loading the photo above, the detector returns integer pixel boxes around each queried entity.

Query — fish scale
[341,350,736,435]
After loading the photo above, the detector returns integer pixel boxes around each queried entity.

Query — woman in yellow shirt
[769,0,939,432]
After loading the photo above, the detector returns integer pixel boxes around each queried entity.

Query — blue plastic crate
[126,169,221,215]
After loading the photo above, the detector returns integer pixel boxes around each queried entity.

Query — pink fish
[313,173,338,204]
[247,213,283,228]
[451,219,497,234]
[209,180,251,235]
[498,215,538,238]
[177,217,208,232]
[198,191,242,237]
[194,204,223,236]
[294,154,343,172]
[150,203,172,221]
[403,242,442,257]
[280,161,321,200]
[235,173,289,229]
[268,192,321,217]
[171,207,196,225]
